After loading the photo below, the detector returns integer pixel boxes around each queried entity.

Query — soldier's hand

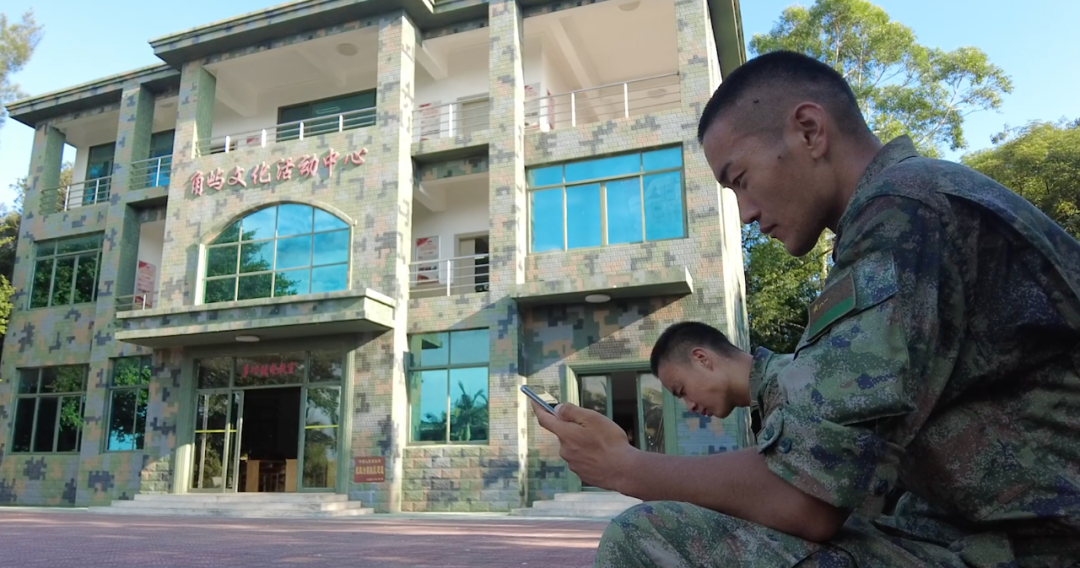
[530,400,636,490]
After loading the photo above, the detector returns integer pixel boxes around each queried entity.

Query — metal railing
[129,156,172,190]
[409,254,490,298]
[196,107,377,156]
[40,177,112,214]
[414,97,490,142]
[529,73,681,132]
[115,291,159,312]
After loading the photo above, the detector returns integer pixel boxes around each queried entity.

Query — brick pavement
[0,510,607,568]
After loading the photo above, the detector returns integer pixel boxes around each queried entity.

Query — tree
[963,118,1080,240]
[740,0,1012,352]
[0,10,43,130]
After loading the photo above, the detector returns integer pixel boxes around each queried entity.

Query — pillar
[29,126,66,217]
[486,0,529,509]
[349,10,416,513]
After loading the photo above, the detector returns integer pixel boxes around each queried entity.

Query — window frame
[105,356,153,453]
[526,146,687,253]
[29,235,104,309]
[201,205,351,305]
[407,330,491,446]
[10,366,88,454]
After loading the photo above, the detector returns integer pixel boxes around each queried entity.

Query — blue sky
[1,0,1078,208]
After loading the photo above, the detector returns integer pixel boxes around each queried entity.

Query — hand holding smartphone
[521,385,561,415]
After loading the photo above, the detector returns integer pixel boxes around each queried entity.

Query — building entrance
[189,351,343,493]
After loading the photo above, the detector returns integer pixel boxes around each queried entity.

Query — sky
[1,0,1078,209]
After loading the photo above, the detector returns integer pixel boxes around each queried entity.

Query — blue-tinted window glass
[566,184,602,249]
[531,189,564,252]
[277,204,313,237]
[643,172,685,241]
[276,236,311,270]
[310,264,348,293]
[564,154,640,184]
[239,242,273,273]
[313,209,348,232]
[275,269,311,297]
[416,370,449,442]
[606,178,643,245]
[411,333,449,367]
[642,147,682,172]
[448,367,488,442]
[240,207,277,241]
[528,166,562,187]
[450,329,489,365]
[313,230,349,265]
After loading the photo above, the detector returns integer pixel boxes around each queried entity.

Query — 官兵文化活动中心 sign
[189,147,367,197]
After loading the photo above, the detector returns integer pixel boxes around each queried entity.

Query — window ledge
[512,266,694,307]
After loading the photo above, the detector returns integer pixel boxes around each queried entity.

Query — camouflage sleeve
[755,194,963,515]
[749,347,792,418]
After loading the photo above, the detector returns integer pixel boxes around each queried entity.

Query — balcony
[410,254,490,299]
[531,73,680,132]
[129,156,173,190]
[196,107,376,156]
[413,97,490,142]
[411,170,489,299]
[40,177,112,214]
[116,291,158,312]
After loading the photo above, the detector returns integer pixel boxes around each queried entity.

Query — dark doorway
[239,387,301,492]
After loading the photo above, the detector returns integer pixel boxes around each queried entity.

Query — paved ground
[0,509,607,567]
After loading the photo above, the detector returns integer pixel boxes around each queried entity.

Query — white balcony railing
[40,177,112,214]
[115,291,159,312]
[409,254,490,298]
[414,97,490,142]
[196,107,377,156]
[529,73,681,132]
[129,156,173,190]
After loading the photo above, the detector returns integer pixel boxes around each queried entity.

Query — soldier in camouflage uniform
[530,51,1080,567]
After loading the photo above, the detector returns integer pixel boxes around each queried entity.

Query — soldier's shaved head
[697,51,872,145]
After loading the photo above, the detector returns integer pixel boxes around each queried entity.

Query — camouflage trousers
[593,501,976,568]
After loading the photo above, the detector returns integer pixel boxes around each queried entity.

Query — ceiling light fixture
[235,334,261,343]
[585,294,611,304]
[336,43,359,56]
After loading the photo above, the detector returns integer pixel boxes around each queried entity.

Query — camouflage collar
[836,135,920,236]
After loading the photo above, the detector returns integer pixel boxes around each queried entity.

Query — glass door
[579,372,666,453]
[190,391,243,492]
[299,386,340,490]
[84,143,115,205]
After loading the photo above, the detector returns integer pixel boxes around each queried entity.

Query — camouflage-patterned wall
[0,0,747,512]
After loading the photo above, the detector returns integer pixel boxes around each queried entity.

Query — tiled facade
[0,0,748,512]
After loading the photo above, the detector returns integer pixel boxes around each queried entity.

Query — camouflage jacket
[750,136,1080,566]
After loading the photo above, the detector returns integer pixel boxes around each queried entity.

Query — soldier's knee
[595,502,701,566]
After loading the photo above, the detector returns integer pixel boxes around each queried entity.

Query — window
[203,204,349,304]
[84,142,115,205]
[408,329,490,444]
[527,146,685,252]
[106,357,151,452]
[11,366,88,453]
[277,90,377,141]
[30,234,103,309]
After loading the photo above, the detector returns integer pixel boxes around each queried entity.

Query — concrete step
[110,499,362,512]
[510,492,641,520]
[88,505,375,519]
[132,493,347,504]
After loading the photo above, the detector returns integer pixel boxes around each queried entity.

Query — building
[0,0,748,514]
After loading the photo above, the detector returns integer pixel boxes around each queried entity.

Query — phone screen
[521,385,560,414]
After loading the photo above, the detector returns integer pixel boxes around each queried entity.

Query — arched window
[203,204,349,304]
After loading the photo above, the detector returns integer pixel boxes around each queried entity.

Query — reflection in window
[203,204,349,304]
[527,146,684,252]
[107,357,152,452]
[303,387,340,488]
[29,235,103,309]
[407,329,489,444]
[12,366,88,453]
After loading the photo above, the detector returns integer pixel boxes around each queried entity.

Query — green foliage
[750,0,1012,158]
[962,119,1080,239]
[0,10,42,130]
[740,0,1011,351]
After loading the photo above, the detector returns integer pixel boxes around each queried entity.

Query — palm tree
[450,381,488,442]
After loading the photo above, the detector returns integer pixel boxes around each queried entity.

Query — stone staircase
[511,491,642,519]
[88,493,375,519]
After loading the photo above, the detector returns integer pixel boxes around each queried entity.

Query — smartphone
[521,385,560,415]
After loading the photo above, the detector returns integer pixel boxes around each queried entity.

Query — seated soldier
[530,50,1080,567]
